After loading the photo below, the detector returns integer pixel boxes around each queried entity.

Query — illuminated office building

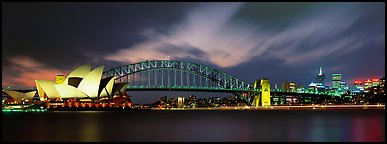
[178,96,185,108]
[372,78,379,87]
[379,76,385,94]
[332,73,342,89]
[364,79,372,89]
[353,80,364,93]
[281,82,296,92]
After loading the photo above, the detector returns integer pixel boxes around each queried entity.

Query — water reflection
[2,110,384,142]
[78,112,100,142]
[351,115,385,142]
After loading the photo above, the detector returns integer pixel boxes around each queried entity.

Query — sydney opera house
[3,64,131,109]
[35,64,127,101]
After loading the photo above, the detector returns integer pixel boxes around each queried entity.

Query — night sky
[2,2,385,104]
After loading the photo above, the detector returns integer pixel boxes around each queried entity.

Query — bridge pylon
[253,78,271,107]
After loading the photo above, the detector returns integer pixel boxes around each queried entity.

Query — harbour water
[2,110,385,142]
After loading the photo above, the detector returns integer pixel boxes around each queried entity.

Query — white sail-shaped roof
[99,76,115,98]
[77,66,104,98]
[54,84,88,99]
[35,80,46,101]
[119,83,127,94]
[63,64,92,85]
[3,90,36,103]
[25,91,37,98]
[35,80,60,99]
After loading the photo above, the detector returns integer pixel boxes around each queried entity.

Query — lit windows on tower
[364,79,372,89]
[379,76,385,94]
[332,73,342,89]
[354,80,362,86]
[289,82,296,92]
[340,81,349,91]
[177,96,185,108]
[372,78,379,87]
[354,80,364,93]
[281,82,298,92]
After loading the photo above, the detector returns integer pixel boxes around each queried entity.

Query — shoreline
[3,104,385,112]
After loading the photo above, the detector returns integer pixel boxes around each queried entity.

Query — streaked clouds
[104,2,257,67]
[2,56,69,87]
[104,2,381,69]
[2,2,384,91]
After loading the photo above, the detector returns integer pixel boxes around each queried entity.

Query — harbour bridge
[102,60,331,106]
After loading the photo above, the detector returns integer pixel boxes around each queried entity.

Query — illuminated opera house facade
[35,64,127,101]
[3,64,131,109]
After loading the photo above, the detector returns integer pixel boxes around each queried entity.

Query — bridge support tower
[253,78,271,107]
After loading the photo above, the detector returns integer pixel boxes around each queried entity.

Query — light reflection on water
[2,110,385,142]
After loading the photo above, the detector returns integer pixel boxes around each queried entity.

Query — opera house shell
[34,64,127,101]
[2,90,37,104]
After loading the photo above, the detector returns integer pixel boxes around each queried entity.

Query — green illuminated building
[332,73,342,89]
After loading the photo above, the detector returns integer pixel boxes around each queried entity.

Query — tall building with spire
[315,67,326,87]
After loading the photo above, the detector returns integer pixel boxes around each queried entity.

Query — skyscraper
[315,67,326,87]
[332,73,342,89]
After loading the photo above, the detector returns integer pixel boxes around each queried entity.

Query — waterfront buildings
[3,64,132,110]
[2,62,384,108]
[178,96,185,108]
[281,82,298,92]
[372,78,379,87]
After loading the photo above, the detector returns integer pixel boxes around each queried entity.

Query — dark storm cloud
[2,2,198,86]
[233,2,319,33]
[2,2,196,68]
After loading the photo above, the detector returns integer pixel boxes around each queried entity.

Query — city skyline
[2,2,385,103]
[2,3,385,143]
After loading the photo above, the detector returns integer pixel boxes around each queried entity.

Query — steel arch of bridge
[102,60,253,91]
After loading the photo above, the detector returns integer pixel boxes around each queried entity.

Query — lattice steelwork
[103,60,253,91]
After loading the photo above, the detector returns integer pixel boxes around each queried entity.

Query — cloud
[104,2,373,69]
[156,44,208,59]
[2,56,69,87]
[104,2,261,67]
[261,6,365,66]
